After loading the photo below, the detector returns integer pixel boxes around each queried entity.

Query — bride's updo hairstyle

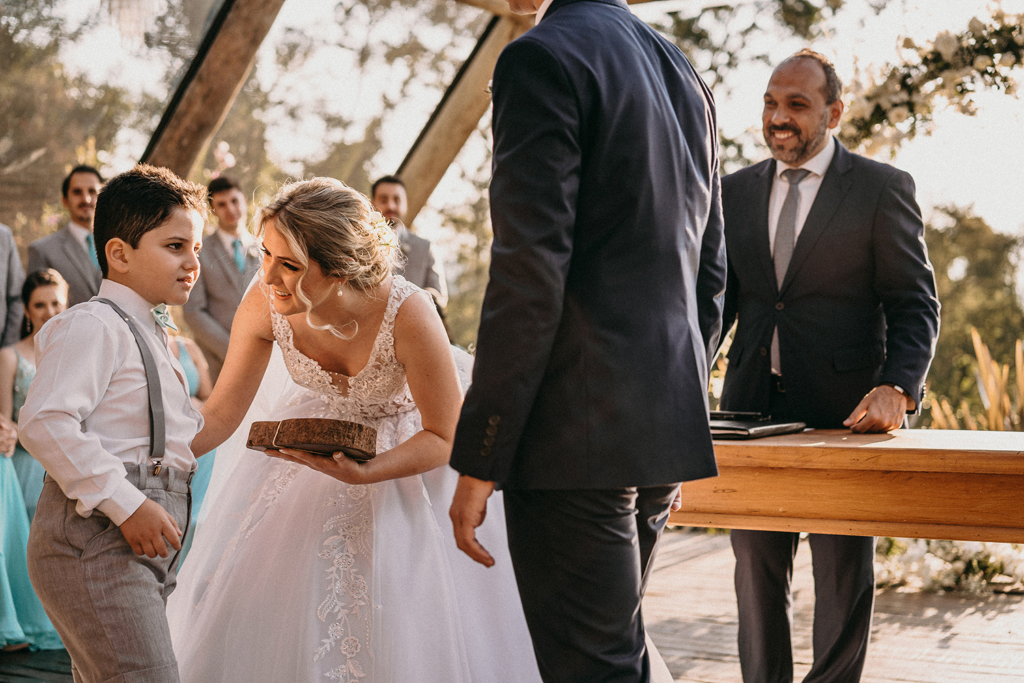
[256,177,401,338]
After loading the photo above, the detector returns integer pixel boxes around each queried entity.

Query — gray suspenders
[95,298,167,473]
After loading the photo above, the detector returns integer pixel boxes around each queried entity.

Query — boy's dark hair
[370,175,404,199]
[93,164,207,277]
[207,175,243,201]
[61,165,104,198]
[20,268,69,338]
[787,48,844,104]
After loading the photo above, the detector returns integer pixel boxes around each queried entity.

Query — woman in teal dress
[0,269,65,651]
[168,330,216,567]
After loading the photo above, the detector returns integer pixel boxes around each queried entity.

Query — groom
[448,0,726,680]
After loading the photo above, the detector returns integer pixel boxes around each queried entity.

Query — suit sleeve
[2,228,24,347]
[449,38,580,485]
[423,245,448,309]
[183,270,230,364]
[697,169,727,369]
[872,169,940,405]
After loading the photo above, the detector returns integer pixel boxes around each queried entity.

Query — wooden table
[669,429,1024,542]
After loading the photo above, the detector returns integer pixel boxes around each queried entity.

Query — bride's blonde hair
[256,177,402,338]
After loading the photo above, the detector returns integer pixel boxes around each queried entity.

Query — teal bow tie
[151,304,178,332]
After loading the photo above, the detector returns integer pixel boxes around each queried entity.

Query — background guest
[719,49,940,683]
[0,274,62,652]
[184,176,260,383]
[0,223,25,347]
[27,166,103,307]
[371,175,447,308]
[0,269,69,521]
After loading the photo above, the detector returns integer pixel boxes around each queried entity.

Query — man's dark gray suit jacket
[719,142,940,427]
[27,224,101,308]
[450,0,727,490]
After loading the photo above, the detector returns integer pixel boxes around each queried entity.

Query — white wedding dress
[167,277,541,683]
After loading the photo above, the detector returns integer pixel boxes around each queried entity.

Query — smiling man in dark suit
[719,50,940,683]
[447,0,727,680]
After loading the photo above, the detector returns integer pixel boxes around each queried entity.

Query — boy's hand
[119,499,182,558]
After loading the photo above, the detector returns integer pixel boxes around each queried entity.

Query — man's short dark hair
[787,49,843,104]
[94,164,207,277]
[61,165,104,198]
[207,175,243,201]
[371,175,405,199]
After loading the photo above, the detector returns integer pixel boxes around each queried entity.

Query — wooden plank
[398,15,532,225]
[143,0,287,177]
[712,429,1024,474]
[669,429,1024,541]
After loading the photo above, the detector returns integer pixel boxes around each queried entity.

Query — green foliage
[923,206,1024,416]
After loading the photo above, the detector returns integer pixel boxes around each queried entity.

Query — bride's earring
[337,283,344,297]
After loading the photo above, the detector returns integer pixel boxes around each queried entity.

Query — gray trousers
[27,464,192,683]
[731,530,876,683]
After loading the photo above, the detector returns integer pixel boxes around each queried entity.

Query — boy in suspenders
[21,164,207,683]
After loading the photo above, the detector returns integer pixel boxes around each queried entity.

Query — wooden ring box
[246,418,377,463]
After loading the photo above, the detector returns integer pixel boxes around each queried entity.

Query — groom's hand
[450,475,496,567]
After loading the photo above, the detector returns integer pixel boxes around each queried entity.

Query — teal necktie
[85,233,100,270]
[232,239,245,274]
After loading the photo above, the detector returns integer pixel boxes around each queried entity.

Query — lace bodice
[271,276,419,424]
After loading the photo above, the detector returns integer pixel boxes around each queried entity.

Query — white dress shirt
[216,226,255,256]
[19,280,203,525]
[67,221,94,256]
[768,135,836,256]
[535,0,556,24]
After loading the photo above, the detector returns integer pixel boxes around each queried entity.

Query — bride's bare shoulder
[234,283,276,342]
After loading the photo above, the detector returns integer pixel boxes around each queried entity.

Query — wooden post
[397,15,532,224]
[142,0,287,177]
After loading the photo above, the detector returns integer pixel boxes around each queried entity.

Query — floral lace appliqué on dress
[270,276,422,681]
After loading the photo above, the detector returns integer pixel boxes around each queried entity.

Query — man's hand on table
[843,385,911,433]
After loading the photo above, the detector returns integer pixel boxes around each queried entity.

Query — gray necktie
[773,168,811,287]
[771,168,811,376]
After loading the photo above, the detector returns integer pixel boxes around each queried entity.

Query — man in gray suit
[184,176,261,382]
[0,223,25,346]
[371,175,447,307]
[720,50,939,683]
[27,165,104,307]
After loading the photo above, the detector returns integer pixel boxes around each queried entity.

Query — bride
[166,178,540,682]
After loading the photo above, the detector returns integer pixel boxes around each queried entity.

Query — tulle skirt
[167,349,539,682]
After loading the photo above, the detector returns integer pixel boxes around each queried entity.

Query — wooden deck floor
[4,528,1024,682]
[645,529,1024,682]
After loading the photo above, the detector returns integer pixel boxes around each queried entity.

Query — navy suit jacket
[719,142,940,427]
[449,0,726,489]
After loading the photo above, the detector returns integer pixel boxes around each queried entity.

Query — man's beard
[768,111,830,165]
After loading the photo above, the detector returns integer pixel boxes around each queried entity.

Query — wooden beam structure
[670,429,1024,543]
[142,0,287,177]
[397,15,532,224]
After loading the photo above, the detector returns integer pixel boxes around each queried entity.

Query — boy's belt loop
[94,298,166,472]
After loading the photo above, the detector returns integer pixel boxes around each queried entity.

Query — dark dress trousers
[720,142,940,683]
[449,1,727,680]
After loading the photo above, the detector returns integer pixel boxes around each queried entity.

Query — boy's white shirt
[19,279,204,525]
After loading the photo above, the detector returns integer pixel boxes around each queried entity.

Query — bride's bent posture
[167,178,540,683]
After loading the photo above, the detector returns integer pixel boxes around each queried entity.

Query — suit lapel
[779,144,855,295]
[58,226,100,289]
[208,236,243,294]
[751,161,777,294]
